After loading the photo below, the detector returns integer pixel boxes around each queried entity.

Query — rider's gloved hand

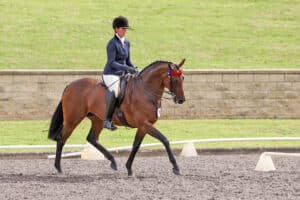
[127,66,138,74]
[134,66,139,73]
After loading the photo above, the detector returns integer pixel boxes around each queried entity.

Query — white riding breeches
[102,75,120,97]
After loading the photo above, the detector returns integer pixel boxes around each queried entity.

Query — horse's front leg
[87,127,118,170]
[145,123,180,175]
[126,129,145,176]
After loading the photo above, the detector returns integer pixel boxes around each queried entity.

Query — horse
[48,59,186,176]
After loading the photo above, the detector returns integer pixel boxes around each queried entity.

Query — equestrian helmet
[112,16,131,29]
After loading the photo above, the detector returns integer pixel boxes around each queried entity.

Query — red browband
[167,69,183,77]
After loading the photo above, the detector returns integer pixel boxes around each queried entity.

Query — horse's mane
[138,60,172,76]
[127,60,170,100]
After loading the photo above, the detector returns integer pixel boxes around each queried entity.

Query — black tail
[48,101,64,141]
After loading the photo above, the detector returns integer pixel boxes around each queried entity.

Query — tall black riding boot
[103,90,117,131]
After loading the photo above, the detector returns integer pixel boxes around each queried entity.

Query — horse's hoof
[128,173,136,178]
[55,165,62,173]
[127,170,136,178]
[127,169,133,177]
[56,168,63,174]
[173,168,181,175]
[110,161,117,171]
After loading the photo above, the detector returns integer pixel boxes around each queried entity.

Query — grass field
[1,1,300,152]
[0,119,299,152]
[1,0,299,70]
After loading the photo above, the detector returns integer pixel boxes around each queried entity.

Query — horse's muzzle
[175,97,185,104]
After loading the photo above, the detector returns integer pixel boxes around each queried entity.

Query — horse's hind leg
[86,116,117,171]
[54,132,64,173]
[54,123,77,173]
[126,129,145,176]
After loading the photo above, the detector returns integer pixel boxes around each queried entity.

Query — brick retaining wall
[0,70,299,120]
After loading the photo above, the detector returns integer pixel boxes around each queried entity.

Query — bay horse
[48,59,186,176]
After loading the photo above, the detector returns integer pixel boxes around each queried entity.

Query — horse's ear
[170,64,177,71]
[178,59,186,68]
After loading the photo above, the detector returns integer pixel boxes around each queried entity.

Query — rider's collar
[115,34,125,45]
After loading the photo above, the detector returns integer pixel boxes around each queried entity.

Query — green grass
[0,119,299,152]
[0,0,299,69]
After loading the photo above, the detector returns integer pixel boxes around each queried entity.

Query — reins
[109,61,183,107]
[133,63,182,102]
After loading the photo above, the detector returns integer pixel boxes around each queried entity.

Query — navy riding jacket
[103,35,135,75]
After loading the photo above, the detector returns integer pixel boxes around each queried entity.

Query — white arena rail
[49,137,300,159]
[0,144,86,149]
[1,137,300,159]
[106,136,300,152]
[1,137,300,151]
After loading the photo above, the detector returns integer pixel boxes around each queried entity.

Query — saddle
[101,73,135,127]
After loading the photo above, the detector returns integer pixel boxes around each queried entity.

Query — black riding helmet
[112,16,131,29]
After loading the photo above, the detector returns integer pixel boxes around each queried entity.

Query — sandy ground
[0,154,299,200]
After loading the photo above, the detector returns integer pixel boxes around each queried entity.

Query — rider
[102,16,137,131]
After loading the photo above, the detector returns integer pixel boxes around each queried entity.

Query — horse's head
[163,59,186,104]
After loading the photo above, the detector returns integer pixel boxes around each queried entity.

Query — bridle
[165,64,184,98]
[133,62,184,104]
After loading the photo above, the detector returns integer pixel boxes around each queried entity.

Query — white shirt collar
[115,33,125,45]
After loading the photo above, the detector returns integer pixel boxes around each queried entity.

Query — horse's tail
[48,101,64,141]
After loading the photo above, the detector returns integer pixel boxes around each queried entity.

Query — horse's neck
[139,67,166,101]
